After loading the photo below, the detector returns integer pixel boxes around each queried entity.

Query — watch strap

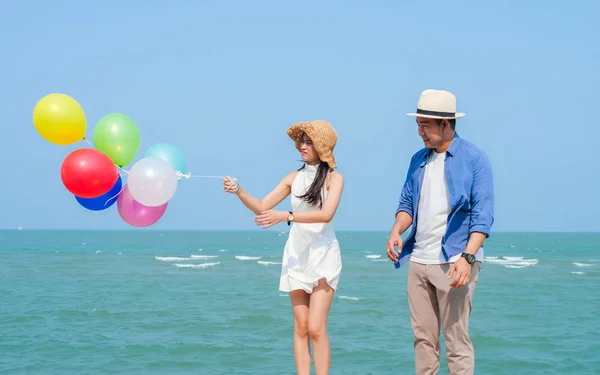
[461,252,475,265]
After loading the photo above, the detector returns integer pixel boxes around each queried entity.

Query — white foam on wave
[191,255,218,259]
[365,255,381,259]
[484,256,538,268]
[503,256,523,261]
[573,263,594,267]
[338,296,360,301]
[235,256,261,260]
[572,271,585,275]
[156,256,193,262]
[95,250,102,254]
[219,249,228,252]
[174,262,220,268]
[258,261,281,266]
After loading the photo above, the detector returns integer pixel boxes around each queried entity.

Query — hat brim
[406,112,466,119]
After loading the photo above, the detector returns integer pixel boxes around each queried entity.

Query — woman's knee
[307,321,326,340]
[294,318,309,338]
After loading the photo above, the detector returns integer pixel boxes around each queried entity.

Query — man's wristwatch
[287,211,294,226]
[461,252,475,265]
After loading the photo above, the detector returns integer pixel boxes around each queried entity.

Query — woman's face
[299,133,319,164]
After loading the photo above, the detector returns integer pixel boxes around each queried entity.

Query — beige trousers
[407,261,482,375]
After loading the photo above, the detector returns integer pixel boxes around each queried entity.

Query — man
[386,89,494,375]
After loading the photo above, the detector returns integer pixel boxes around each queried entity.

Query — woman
[223,120,344,375]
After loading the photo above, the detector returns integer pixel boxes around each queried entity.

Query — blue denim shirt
[394,133,494,269]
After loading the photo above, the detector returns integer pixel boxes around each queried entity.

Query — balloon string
[176,172,226,180]
[177,172,239,191]
[82,137,130,174]
[78,136,232,203]
[104,185,126,207]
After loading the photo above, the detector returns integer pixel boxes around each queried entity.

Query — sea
[1,230,599,374]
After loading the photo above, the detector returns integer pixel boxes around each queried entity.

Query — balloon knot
[176,171,191,180]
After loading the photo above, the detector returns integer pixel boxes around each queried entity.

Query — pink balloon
[117,185,168,227]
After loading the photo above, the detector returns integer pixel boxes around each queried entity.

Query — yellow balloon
[33,93,87,145]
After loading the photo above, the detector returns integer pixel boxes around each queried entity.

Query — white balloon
[128,157,178,207]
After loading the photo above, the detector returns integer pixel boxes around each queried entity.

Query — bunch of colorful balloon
[32,93,187,227]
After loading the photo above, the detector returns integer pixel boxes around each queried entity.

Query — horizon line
[1,228,599,234]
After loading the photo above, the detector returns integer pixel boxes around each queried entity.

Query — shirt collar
[419,133,461,167]
[447,132,461,157]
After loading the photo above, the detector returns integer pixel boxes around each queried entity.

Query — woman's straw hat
[287,120,337,168]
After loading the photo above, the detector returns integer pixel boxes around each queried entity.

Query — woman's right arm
[224,172,297,215]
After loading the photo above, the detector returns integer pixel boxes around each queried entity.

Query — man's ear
[439,119,447,130]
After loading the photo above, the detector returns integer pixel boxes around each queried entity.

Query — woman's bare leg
[308,280,335,375]
[290,290,311,375]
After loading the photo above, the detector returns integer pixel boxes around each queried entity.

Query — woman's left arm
[254,172,345,228]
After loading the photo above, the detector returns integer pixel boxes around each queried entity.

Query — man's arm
[394,153,417,227]
[386,156,417,264]
[391,211,413,237]
[466,152,494,253]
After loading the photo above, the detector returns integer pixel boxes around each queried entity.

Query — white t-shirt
[410,151,484,264]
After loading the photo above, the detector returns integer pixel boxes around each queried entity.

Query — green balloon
[93,113,140,167]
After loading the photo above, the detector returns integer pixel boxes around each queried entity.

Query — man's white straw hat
[406,89,465,119]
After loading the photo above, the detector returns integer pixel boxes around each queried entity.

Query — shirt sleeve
[469,152,494,237]
[395,155,416,219]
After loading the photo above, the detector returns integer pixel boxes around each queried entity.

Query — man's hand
[447,257,471,288]
[386,233,403,263]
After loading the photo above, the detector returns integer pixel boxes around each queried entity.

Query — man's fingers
[386,242,395,254]
[447,264,456,279]
[450,271,470,288]
[461,272,471,287]
[386,242,398,261]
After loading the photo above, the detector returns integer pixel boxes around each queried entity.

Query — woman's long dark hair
[296,162,332,209]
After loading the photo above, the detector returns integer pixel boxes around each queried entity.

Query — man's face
[416,117,448,149]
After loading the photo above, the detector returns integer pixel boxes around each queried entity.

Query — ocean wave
[338,296,360,301]
[155,256,193,262]
[365,255,381,259]
[257,261,281,266]
[573,263,594,267]
[572,271,585,275]
[174,262,220,268]
[484,256,538,268]
[235,256,261,260]
[190,255,218,259]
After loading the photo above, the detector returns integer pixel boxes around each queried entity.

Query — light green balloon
[93,113,140,167]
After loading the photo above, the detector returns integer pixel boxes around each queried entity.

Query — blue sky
[0,0,598,232]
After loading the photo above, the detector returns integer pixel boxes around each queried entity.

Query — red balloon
[61,148,118,198]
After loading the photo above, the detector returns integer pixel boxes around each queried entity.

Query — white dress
[279,164,343,294]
